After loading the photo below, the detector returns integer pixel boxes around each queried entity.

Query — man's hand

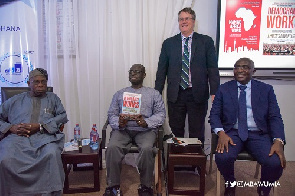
[119,114,129,128]
[216,131,236,153]
[269,140,286,168]
[9,123,39,137]
[135,115,148,128]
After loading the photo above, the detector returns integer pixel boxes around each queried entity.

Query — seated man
[0,68,68,196]
[104,64,166,196]
[210,58,286,196]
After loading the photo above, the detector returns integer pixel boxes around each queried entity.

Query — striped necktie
[238,85,248,141]
[180,37,190,90]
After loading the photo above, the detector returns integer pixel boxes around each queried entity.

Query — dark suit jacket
[210,79,285,141]
[155,32,220,103]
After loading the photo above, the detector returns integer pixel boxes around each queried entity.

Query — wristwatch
[39,123,44,134]
[273,138,284,145]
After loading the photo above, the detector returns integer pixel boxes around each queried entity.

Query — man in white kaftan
[0,68,68,196]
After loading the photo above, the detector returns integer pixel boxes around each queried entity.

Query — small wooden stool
[167,143,206,195]
[61,143,101,194]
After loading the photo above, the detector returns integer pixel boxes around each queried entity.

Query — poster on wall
[224,0,262,53]
[0,1,38,104]
[218,0,295,71]
[262,1,295,55]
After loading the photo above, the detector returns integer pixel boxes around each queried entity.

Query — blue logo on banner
[0,52,34,85]
[5,62,22,74]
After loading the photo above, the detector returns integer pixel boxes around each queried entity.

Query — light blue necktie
[180,37,190,90]
[238,85,248,141]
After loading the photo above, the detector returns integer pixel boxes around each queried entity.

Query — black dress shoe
[257,186,270,196]
[138,184,153,196]
[103,186,122,196]
[224,186,235,196]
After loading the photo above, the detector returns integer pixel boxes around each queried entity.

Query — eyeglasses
[31,80,48,85]
[233,65,251,71]
[178,17,193,22]
[128,70,143,74]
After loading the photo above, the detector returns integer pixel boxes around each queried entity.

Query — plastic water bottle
[94,124,99,147]
[90,124,99,150]
[90,124,96,146]
[74,124,81,142]
[93,124,98,134]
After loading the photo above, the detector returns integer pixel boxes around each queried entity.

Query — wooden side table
[61,141,101,194]
[166,143,206,195]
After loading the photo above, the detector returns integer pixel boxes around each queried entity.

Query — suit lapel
[228,80,239,111]
[191,32,197,61]
[251,80,260,112]
[176,33,183,65]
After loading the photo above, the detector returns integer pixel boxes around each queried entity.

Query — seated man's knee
[260,154,282,169]
[107,143,120,151]
[215,152,237,164]
[106,143,125,156]
[140,146,154,156]
[44,146,61,162]
[0,152,14,169]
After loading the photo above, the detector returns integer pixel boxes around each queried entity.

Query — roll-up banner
[0,0,37,104]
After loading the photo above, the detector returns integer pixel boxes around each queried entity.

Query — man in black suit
[155,7,220,143]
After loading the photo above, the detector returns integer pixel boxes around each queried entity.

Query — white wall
[267,79,295,161]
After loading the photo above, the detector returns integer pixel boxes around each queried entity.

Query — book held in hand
[122,92,142,115]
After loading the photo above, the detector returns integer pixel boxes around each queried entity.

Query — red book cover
[224,0,262,53]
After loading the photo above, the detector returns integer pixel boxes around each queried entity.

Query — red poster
[224,0,262,52]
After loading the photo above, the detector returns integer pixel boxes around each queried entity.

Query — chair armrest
[211,132,218,154]
[101,119,109,149]
[157,126,164,150]
[209,132,218,174]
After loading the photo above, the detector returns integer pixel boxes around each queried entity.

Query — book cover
[122,92,142,115]
[261,0,295,55]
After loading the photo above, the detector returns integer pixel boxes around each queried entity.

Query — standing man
[104,64,166,196]
[155,7,220,143]
[210,58,286,196]
[0,68,68,196]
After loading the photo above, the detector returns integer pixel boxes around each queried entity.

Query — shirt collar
[181,32,194,40]
[237,80,251,89]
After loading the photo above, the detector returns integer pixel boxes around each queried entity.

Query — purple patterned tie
[238,85,248,141]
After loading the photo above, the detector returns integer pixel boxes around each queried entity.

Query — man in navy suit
[155,7,220,143]
[210,58,286,196]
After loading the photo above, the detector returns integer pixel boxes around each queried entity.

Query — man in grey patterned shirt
[104,64,166,196]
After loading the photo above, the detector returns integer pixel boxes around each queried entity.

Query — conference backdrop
[0,1,38,104]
